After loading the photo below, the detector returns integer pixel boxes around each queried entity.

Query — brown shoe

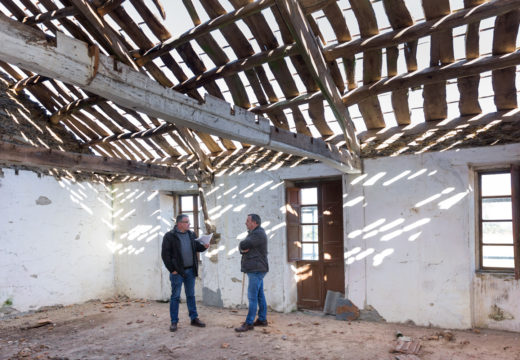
[190,318,206,327]
[170,323,177,332]
[235,322,254,332]
[253,319,268,327]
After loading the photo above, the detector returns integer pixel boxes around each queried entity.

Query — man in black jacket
[161,214,209,332]
[235,213,269,332]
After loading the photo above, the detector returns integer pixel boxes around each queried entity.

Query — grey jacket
[239,226,269,273]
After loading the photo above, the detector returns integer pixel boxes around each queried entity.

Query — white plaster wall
[111,180,199,301]
[0,169,114,312]
[344,144,520,330]
[200,164,342,312]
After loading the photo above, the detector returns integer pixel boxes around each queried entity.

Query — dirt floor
[1,298,519,360]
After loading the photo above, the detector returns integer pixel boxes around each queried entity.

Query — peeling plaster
[35,196,51,205]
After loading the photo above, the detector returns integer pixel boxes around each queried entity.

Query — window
[179,194,200,236]
[478,168,520,278]
[300,188,319,260]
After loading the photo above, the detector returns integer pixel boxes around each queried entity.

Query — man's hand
[204,243,210,249]
[172,271,178,274]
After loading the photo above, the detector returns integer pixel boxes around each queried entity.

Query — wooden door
[291,179,345,310]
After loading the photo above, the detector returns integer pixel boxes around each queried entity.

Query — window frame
[299,187,320,261]
[476,167,520,279]
[178,194,200,237]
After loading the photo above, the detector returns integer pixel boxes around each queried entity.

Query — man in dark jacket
[235,213,269,332]
[161,214,209,332]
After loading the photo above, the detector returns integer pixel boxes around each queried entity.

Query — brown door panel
[296,261,323,310]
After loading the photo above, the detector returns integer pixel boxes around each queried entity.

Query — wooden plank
[492,10,520,110]
[322,2,356,91]
[22,6,77,25]
[0,141,199,181]
[173,44,298,93]
[458,0,482,116]
[0,15,359,172]
[324,0,520,61]
[422,0,452,122]
[342,49,520,107]
[230,0,300,99]
[382,0,415,124]
[275,0,360,155]
[511,165,520,280]
[349,0,385,129]
[137,0,275,65]
[70,0,139,70]
[391,89,411,125]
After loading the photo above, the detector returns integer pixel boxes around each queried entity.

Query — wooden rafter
[137,0,275,66]
[323,0,520,61]
[275,0,360,155]
[0,140,205,182]
[22,6,77,25]
[0,14,360,173]
[342,49,520,107]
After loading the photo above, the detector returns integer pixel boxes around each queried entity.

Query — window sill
[475,270,516,279]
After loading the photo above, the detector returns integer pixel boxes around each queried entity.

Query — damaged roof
[0,0,518,181]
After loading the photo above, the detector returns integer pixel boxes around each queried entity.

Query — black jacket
[239,226,269,273]
[161,227,207,277]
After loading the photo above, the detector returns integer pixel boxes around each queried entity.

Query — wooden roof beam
[275,0,360,155]
[324,0,520,61]
[10,74,50,93]
[137,0,276,66]
[0,14,359,173]
[83,122,174,147]
[173,43,299,93]
[0,140,206,182]
[342,48,520,107]
[70,0,139,70]
[22,6,78,25]
[50,96,104,124]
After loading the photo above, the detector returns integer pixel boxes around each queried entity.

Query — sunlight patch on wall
[350,174,368,185]
[344,196,364,207]
[407,168,427,180]
[403,218,431,231]
[372,248,394,266]
[383,170,411,186]
[345,247,361,258]
[227,246,239,256]
[146,190,159,201]
[408,232,421,241]
[363,172,386,186]
[205,245,225,258]
[379,218,405,232]
[438,191,469,210]
[233,204,246,212]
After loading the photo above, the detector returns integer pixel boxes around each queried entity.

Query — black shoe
[170,323,177,332]
[253,319,268,327]
[190,318,206,327]
[235,322,254,332]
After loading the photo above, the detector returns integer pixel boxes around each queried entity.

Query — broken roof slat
[492,11,520,111]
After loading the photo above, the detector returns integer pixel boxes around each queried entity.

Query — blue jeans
[169,268,198,324]
[246,272,267,325]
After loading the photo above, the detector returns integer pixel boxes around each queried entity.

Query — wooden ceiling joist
[323,0,520,62]
[137,0,276,66]
[275,0,360,155]
[50,96,103,124]
[342,49,520,107]
[22,6,77,25]
[0,14,359,173]
[0,140,202,181]
[10,74,50,93]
